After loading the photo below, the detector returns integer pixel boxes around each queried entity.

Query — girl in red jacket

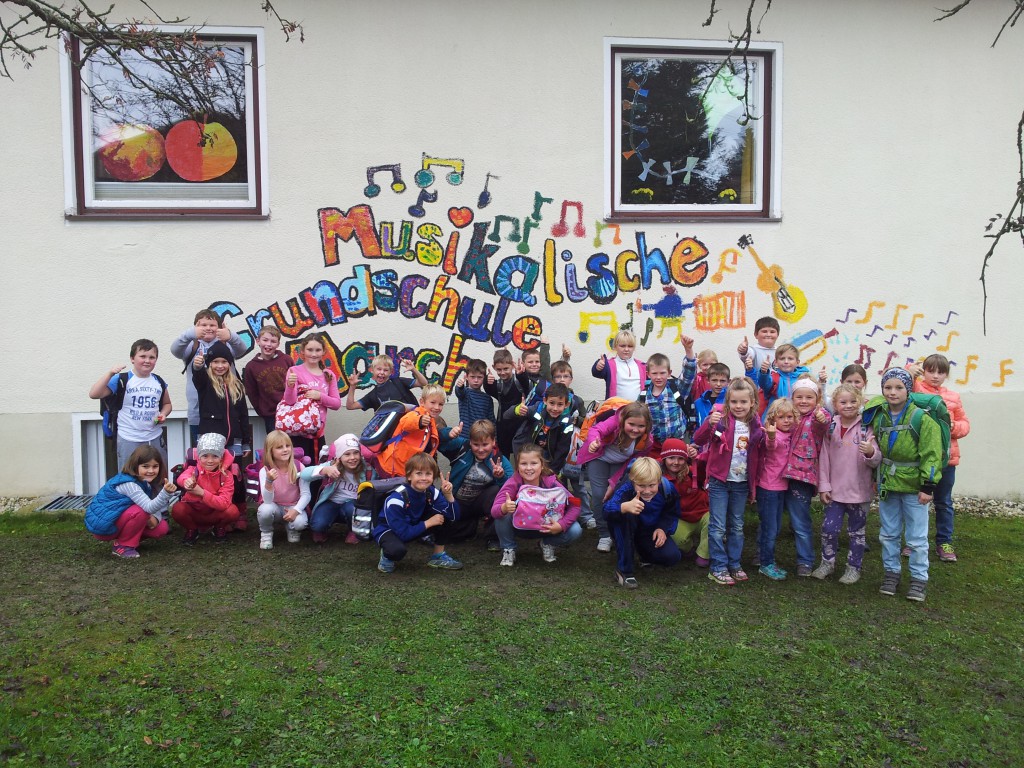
[171,433,242,545]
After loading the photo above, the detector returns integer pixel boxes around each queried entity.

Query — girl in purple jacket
[693,377,764,586]
[813,384,881,584]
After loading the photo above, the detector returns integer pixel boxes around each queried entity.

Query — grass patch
[1,510,1022,766]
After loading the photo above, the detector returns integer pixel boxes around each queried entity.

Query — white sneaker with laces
[259,532,274,550]
[539,541,557,563]
[500,548,516,567]
[286,529,301,544]
[597,537,613,553]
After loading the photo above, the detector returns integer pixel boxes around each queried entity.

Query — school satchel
[274,387,323,437]
[512,485,569,531]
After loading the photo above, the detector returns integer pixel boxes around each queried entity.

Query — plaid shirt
[644,358,697,443]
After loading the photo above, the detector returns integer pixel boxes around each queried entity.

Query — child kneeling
[604,457,683,588]
[371,452,462,573]
[256,431,311,549]
[171,433,242,545]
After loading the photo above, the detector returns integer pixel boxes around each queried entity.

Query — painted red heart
[448,207,474,228]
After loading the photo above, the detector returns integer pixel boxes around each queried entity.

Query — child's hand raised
[588,438,602,453]
[491,458,505,479]
[268,467,279,482]
[486,367,496,385]
[765,421,777,440]
[193,353,205,369]
[501,497,516,515]
[320,464,340,480]
[515,358,525,374]
[858,439,875,457]
[449,422,464,439]
[419,412,431,428]
[760,357,772,373]
[681,335,695,355]
[216,327,231,342]
[623,497,645,515]
[286,371,297,387]
[814,407,829,424]
[745,355,754,371]
[109,364,126,376]
[708,409,724,427]
[906,362,924,378]
[184,476,197,491]
[561,343,572,360]
[163,480,177,494]
[400,358,415,373]
[818,365,828,384]
[440,471,454,499]
[687,444,699,458]
[737,336,749,356]
[595,354,607,372]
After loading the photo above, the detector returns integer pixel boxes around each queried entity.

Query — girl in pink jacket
[281,333,341,460]
[756,398,796,581]
[813,384,881,584]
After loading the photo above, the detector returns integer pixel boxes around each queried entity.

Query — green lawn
[1,508,1021,767]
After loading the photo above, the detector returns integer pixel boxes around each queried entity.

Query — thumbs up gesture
[596,354,607,372]
[737,336,749,356]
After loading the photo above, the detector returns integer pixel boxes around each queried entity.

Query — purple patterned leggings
[821,501,867,569]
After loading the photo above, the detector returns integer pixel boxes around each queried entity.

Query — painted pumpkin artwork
[97,123,166,181]
[165,120,239,182]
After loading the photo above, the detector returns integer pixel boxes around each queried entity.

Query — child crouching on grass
[256,431,311,550]
[659,438,710,568]
[86,446,175,559]
[371,452,462,573]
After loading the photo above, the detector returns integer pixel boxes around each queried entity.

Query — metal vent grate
[38,495,93,511]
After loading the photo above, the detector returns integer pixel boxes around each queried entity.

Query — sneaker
[312,531,328,544]
[596,537,613,553]
[937,543,958,563]
[378,552,396,573]
[730,568,749,582]
[708,570,735,586]
[427,551,464,570]
[500,548,516,567]
[838,565,861,585]
[906,578,927,602]
[345,530,359,545]
[879,570,900,596]
[751,555,761,568]
[901,545,912,557]
[486,538,502,552]
[112,544,139,559]
[811,561,835,580]
[797,564,813,577]
[694,556,710,568]
[212,527,230,544]
[759,563,787,581]
[582,516,598,530]
[615,570,639,589]
[539,541,557,563]
[259,532,274,550]
[182,529,200,547]
[286,529,301,544]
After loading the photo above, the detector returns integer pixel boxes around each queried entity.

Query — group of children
[86,311,970,604]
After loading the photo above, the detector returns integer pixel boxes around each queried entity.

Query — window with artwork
[605,37,782,221]
[62,27,268,217]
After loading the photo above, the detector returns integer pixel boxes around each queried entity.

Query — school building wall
[0,0,1022,499]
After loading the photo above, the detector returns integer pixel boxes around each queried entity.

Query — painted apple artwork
[165,120,239,182]
[97,123,166,181]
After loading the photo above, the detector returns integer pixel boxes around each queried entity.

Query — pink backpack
[512,485,570,530]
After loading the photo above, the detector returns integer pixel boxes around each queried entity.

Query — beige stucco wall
[0,0,1021,497]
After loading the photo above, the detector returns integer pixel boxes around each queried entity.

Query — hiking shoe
[539,541,557,563]
[182,529,200,547]
[212,527,230,544]
[937,543,958,563]
[759,564,787,581]
[259,532,274,550]
[344,530,359,545]
[694,556,710,568]
[112,544,139,559]
[378,552,396,573]
[838,565,861,585]
[730,568,749,582]
[901,545,912,557]
[811,561,835,580]
[879,571,900,596]
[797,564,813,577]
[616,570,639,589]
[906,578,927,602]
[500,548,516,567]
[596,537,613,553]
[427,552,464,570]
[582,516,598,530]
[312,531,328,544]
[708,570,735,586]
[486,538,502,552]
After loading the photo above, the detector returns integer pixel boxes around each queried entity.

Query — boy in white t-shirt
[89,339,172,469]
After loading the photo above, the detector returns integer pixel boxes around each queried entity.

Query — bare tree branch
[698,0,772,126]
[935,0,1024,47]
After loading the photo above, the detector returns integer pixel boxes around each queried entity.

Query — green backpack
[862,393,952,468]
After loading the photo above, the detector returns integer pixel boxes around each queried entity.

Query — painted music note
[711,248,740,284]
[593,221,622,248]
[531,191,554,221]
[408,188,438,218]
[551,201,586,238]
[876,351,899,375]
[902,313,924,336]
[854,301,886,324]
[955,354,979,386]
[414,154,465,188]
[885,304,909,330]
[364,164,405,198]
[739,244,808,323]
[936,330,959,352]
[489,215,521,243]
[517,218,539,255]
[577,311,620,349]
[477,173,499,208]
[640,317,656,345]
[855,344,876,367]
[992,359,1015,388]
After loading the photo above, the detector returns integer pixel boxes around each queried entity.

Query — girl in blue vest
[85,446,177,558]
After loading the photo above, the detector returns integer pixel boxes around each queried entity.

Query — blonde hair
[831,383,865,411]
[792,373,822,405]
[726,377,759,424]
[209,366,245,403]
[263,430,298,484]
[774,343,799,360]
[764,397,796,426]
[629,457,662,485]
[371,354,394,372]
[420,384,446,403]
[613,330,636,348]
[696,349,718,364]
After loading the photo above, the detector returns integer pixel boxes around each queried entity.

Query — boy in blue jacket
[603,457,683,588]
[439,420,513,545]
[371,452,462,573]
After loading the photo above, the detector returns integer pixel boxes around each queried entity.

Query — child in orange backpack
[378,385,462,478]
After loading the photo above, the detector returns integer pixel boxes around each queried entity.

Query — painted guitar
[741,244,808,323]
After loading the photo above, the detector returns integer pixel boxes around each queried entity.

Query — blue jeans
[880,492,929,581]
[707,478,747,572]
[784,480,816,568]
[756,487,785,567]
[310,500,355,533]
[493,515,583,551]
[933,464,956,546]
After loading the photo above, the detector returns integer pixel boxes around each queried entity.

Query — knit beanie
[659,438,690,459]
[881,368,913,392]
[205,340,235,365]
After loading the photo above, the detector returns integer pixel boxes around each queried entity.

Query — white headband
[792,379,819,393]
